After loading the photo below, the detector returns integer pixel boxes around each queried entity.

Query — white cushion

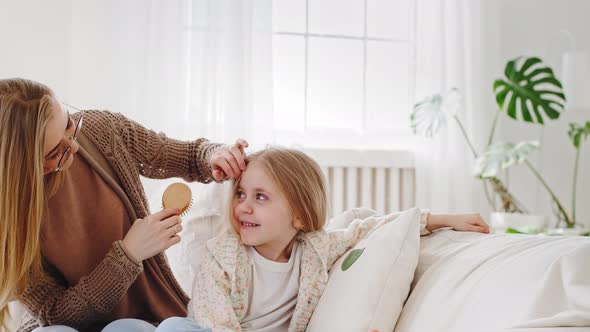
[6,301,26,332]
[306,208,421,332]
[165,214,227,294]
[394,230,590,332]
[159,181,231,294]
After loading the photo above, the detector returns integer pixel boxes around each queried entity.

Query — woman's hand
[427,213,490,234]
[210,138,249,182]
[122,208,183,263]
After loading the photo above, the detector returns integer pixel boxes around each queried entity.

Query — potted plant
[411,56,589,235]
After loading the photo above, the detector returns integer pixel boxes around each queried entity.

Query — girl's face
[43,101,80,175]
[233,160,302,260]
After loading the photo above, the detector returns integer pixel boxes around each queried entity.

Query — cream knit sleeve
[18,241,142,331]
[188,253,242,332]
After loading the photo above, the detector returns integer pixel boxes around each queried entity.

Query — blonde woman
[0,78,248,332]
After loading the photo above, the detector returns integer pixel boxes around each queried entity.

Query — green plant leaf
[506,227,525,234]
[494,56,565,124]
[341,248,365,271]
[474,141,539,178]
[568,121,590,149]
[410,88,462,138]
[506,227,540,235]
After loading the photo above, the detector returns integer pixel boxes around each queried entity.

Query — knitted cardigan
[18,110,221,331]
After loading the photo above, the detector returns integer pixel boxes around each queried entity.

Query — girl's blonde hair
[227,147,328,234]
[0,78,56,321]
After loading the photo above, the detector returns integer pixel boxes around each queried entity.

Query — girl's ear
[293,218,304,231]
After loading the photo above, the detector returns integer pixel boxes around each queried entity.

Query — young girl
[157,147,490,332]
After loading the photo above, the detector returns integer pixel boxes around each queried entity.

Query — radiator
[304,149,415,218]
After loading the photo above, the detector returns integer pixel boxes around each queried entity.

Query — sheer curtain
[414,0,502,214]
[60,1,274,292]
[63,0,273,144]
[187,0,274,145]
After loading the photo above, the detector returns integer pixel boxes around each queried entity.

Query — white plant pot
[545,224,590,236]
[490,212,547,234]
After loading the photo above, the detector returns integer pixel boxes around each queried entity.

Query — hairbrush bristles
[162,183,193,216]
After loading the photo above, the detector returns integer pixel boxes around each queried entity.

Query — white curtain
[59,0,274,292]
[63,0,273,145]
[64,0,186,135]
[60,0,273,197]
[187,0,274,145]
[58,1,274,258]
[414,0,502,215]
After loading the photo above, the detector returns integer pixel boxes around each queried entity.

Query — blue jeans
[155,317,213,332]
[32,319,156,332]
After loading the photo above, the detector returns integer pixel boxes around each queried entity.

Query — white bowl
[490,212,547,233]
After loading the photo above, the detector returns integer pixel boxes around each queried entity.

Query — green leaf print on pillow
[341,248,365,271]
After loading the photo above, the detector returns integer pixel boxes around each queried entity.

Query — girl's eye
[236,191,246,199]
[256,193,268,201]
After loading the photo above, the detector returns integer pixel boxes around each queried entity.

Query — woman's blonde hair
[0,78,56,321]
[227,147,328,234]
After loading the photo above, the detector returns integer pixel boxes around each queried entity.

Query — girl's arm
[189,255,242,332]
[426,213,490,233]
[326,208,429,268]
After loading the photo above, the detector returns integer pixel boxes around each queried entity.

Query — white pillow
[162,182,231,294]
[6,301,27,332]
[306,208,421,332]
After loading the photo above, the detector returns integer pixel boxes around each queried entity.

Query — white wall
[495,0,590,227]
[1,0,588,226]
[0,0,189,136]
[0,0,72,92]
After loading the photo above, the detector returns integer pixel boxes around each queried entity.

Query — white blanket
[394,230,590,332]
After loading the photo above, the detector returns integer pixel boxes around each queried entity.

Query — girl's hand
[210,138,249,181]
[122,208,183,263]
[448,213,490,233]
[427,213,490,234]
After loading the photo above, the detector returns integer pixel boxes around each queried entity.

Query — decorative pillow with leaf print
[307,208,421,332]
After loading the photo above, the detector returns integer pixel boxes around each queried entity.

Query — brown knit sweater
[17,111,221,332]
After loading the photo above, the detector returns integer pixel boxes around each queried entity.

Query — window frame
[272,0,418,148]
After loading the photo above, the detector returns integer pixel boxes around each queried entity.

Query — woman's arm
[426,213,490,233]
[19,241,142,330]
[111,112,222,183]
[84,111,249,183]
[82,111,221,183]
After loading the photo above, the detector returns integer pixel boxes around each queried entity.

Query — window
[272,0,416,148]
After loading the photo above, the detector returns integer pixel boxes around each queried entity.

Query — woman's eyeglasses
[52,105,84,172]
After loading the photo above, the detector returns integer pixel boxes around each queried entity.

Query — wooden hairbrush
[162,183,193,216]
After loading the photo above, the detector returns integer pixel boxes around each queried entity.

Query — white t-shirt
[241,241,303,332]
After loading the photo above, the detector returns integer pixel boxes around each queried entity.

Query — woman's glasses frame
[52,104,84,172]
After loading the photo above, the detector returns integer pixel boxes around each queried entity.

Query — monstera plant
[412,56,588,229]
[568,122,590,225]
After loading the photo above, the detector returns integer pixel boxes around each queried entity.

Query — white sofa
[160,177,589,331]
[395,228,590,332]
[7,180,590,332]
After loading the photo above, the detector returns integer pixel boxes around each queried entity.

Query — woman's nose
[70,140,80,155]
